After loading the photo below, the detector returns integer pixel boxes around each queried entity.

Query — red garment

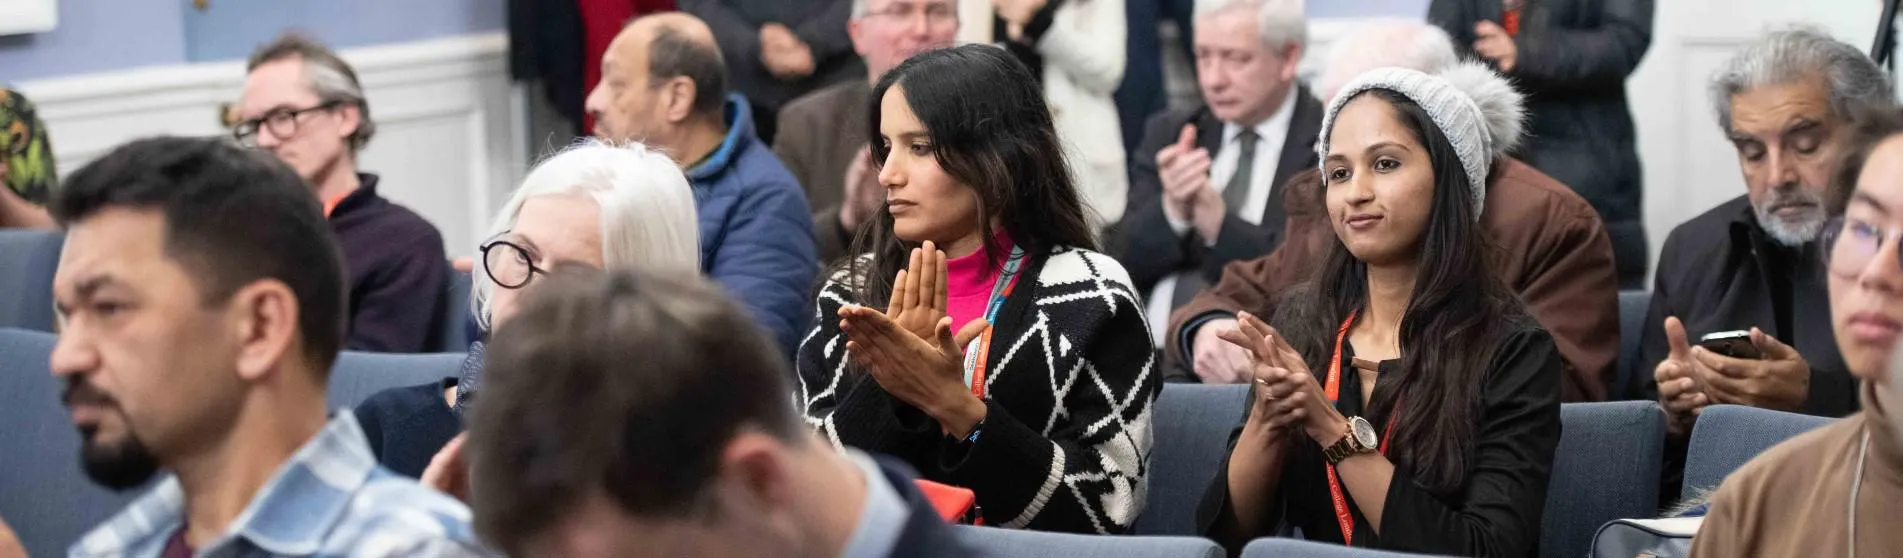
[576,0,675,132]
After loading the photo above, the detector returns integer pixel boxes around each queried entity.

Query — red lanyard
[1323,310,1399,547]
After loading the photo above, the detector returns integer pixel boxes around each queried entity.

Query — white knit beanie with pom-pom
[1317,61,1524,218]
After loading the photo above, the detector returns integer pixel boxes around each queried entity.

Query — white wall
[15,32,523,258]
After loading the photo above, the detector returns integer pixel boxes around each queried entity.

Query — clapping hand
[840,241,992,436]
[760,23,815,80]
[1219,312,1345,444]
[1473,21,1519,72]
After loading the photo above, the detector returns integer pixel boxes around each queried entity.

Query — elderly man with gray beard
[1637,27,1897,500]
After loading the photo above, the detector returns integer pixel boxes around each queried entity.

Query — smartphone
[1698,330,1763,360]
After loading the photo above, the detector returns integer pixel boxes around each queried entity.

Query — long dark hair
[1274,89,1526,496]
[837,44,1099,306]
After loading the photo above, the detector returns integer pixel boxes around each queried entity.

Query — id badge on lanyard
[1323,310,1399,547]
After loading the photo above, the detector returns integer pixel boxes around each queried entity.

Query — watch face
[1351,417,1379,449]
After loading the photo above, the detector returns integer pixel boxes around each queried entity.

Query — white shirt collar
[1224,87,1301,146]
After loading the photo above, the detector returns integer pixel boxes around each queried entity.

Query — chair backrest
[1682,404,1834,500]
[0,230,64,332]
[0,328,142,557]
[952,525,1223,558]
[1240,538,1430,557]
[1541,401,1664,558]
[430,270,472,353]
[1614,290,1651,399]
[1135,383,1252,536]
[327,351,467,411]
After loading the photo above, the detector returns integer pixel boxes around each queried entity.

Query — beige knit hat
[1317,61,1524,218]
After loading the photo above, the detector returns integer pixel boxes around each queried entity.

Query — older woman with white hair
[353,139,701,478]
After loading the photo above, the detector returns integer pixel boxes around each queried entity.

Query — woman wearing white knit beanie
[1200,62,1563,556]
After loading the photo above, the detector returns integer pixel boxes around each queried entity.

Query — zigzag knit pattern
[796,247,1161,534]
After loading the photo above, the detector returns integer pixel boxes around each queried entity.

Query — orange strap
[1322,310,1398,547]
[964,267,1022,399]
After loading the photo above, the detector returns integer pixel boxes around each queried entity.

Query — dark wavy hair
[839,44,1098,306]
[1272,89,1527,496]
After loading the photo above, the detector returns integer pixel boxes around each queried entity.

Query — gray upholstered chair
[1135,383,1251,536]
[1542,401,1665,558]
[1682,404,1834,500]
[0,229,63,332]
[953,525,1223,558]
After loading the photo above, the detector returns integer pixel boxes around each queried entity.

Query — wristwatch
[1323,416,1380,465]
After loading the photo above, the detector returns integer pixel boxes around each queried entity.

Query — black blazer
[1113,87,1325,296]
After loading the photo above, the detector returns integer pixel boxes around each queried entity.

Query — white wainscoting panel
[15,32,523,257]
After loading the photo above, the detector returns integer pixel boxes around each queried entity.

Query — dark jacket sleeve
[1114,110,1192,294]
[937,256,1159,534]
[1378,327,1562,556]
[347,233,448,353]
[1510,0,1655,90]
[791,0,854,62]
[709,172,820,358]
[795,271,939,462]
[1200,214,1277,283]
[679,0,763,73]
[1518,197,1620,402]
[813,206,854,265]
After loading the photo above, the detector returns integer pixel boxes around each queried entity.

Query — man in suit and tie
[1114,0,1318,348]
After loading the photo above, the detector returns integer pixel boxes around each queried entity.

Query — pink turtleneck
[944,231,1017,328]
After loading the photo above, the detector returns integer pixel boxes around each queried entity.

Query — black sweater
[797,246,1161,534]
[330,174,449,353]
[1198,322,1563,556]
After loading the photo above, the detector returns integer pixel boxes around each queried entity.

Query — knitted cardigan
[797,246,1161,534]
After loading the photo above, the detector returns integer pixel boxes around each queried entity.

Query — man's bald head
[587,12,728,143]
[1317,19,1458,101]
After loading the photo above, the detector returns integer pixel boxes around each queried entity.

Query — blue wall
[0,0,189,82]
[183,0,505,63]
[1309,0,1428,19]
[1,0,505,82]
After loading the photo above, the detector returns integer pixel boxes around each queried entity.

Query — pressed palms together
[839,241,992,436]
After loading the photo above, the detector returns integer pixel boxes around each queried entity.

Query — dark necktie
[1223,129,1260,217]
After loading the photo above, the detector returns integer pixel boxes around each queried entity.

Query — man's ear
[334,103,363,142]
[716,431,794,511]
[664,77,701,124]
[848,18,870,58]
[228,280,301,382]
[1279,42,1305,83]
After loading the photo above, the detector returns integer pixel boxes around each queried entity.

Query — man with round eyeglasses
[234,32,449,354]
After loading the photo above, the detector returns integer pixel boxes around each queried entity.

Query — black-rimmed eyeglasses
[231,101,343,147]
[480,239,547,290]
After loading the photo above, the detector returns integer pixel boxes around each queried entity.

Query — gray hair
[247,32,375,151]
[1709,26,1895,132]
[851,0,956,21]
[472,139,702,331]
[1318,19,1458,102]
[1195,0,1305,49]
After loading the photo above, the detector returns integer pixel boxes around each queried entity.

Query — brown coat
[1164,157,1619,401]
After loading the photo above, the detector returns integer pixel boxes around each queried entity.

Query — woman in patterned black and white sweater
[795,44,1160,535]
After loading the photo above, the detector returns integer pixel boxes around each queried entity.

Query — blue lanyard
[962,246,1026,392]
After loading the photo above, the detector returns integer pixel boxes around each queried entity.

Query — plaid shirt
[69,411,489,558]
